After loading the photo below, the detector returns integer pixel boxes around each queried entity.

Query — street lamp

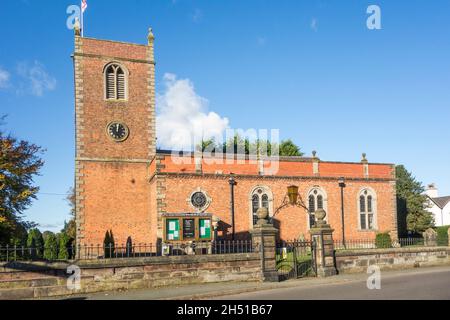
[338,177,346,249]
[229,174,237,240]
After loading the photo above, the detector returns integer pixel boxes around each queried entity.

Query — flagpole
[80,0,84,37]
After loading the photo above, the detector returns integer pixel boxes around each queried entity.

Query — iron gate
[276,240,317,281]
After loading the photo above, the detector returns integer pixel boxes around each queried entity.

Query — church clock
[107,121,129,142]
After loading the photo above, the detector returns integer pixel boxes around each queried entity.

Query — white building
[424,184,450,227]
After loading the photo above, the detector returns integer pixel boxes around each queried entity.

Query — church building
[72,28,398,248]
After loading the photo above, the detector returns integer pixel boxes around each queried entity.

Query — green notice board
[166,219,180,241]
[199,219,211,239]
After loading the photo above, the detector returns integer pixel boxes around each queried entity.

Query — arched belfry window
[359,188,377,230]
[249,186,273,227]
[104,63,128,100]
[307,187,327,228]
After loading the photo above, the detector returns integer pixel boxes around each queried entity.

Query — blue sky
[0,0,449,232]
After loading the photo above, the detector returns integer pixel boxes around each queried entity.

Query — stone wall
[336,247,450,273]
[0,253,261,300]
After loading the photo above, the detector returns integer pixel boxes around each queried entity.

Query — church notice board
[163,214,212,242]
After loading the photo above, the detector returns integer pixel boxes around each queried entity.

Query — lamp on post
[229,174,237,240]
[338,177,346,249]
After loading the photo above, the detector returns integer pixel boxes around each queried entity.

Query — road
[215,266,450,300]
[60,266,450,300]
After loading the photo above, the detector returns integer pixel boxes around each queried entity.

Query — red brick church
[72,28,398,248]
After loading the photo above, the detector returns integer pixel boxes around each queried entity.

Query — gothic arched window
[307,188,327,228]
[359,189,377,230]
[104,63,128,100]
[250,187,273,226]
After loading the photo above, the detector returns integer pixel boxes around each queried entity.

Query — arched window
[359,189,377,230]
[250,187,273,226]
[104,63,128,100]
[307,187,327,228]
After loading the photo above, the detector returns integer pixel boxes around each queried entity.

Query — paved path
[59,266,450,300]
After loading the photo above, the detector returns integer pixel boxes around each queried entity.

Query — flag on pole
[81,0,87,37]
[81,0,88,13]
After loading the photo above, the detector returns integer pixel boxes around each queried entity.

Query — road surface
[215,266,450,300]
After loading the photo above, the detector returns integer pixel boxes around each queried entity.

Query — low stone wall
[0,253,262,299]
[336,247,450,273]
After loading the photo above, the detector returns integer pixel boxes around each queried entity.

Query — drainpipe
[229,174,237,240]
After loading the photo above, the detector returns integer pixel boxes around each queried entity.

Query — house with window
[425,184,450,227]
[72,28,398,248]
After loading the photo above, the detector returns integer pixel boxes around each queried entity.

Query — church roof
[430,196,450,209]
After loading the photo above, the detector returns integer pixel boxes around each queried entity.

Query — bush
[58,233,70,260]
[27,228,44,259]
[103,230,115,258]
[437,226,450,246]
[375,232,392,248]
[43,233,58,260]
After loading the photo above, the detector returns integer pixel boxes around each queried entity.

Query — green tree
[27,228,44,258]
[58,232,70,260]
[61,188,76,242]
[279,139,303,157]
[43,233,58,260]
[103,230,115,258]
[0,116,44,243]
[396,165,434,235]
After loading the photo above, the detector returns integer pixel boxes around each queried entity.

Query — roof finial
[312,150,317,159]
[362,153,368,163]
[74,17,81,36]
[147,27,155,44]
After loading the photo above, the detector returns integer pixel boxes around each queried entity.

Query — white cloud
[17,61,56,96]
[156,73,229,150]
[311,18,318,32]
[0,67,10,88]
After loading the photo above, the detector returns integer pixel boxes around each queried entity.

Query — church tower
[73,27,156,249]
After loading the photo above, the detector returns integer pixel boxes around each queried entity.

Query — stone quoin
[72,29,398,249]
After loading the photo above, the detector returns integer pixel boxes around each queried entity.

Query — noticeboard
[183,219,196,239]
[163,214,212,242]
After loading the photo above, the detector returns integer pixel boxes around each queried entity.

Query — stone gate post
[309,209,337,277]
[250,208,279,282]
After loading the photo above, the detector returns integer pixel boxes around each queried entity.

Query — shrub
[436,226,450,246]
[103,230,115,258]
[43,233,58,260]
[375,232,392,248]
[27,228,44,259]
[58,233,70,260]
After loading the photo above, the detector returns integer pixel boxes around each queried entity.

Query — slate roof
[430,196,450,209]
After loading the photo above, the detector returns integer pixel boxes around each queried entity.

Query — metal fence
[0,240,255,263]
[333,238,427,251]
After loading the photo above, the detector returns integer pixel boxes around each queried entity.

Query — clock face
[107,122,129,142]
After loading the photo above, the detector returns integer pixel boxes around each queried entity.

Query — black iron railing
[333,238,427,250]
[0,240,255,263]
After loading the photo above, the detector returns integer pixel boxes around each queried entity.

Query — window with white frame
[105,63,127,100]
[359,189,376,230]
[251,187,272,225]
[308,188,327,228]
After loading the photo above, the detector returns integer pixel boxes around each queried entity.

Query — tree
[103,230,115,258]
[58,232,70,260]
[43,233,58,260]
[279,139,303,157]
[396,165,434,235]
[61,188,76,241]
[0,117,44,243]
[27,228,44,258]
